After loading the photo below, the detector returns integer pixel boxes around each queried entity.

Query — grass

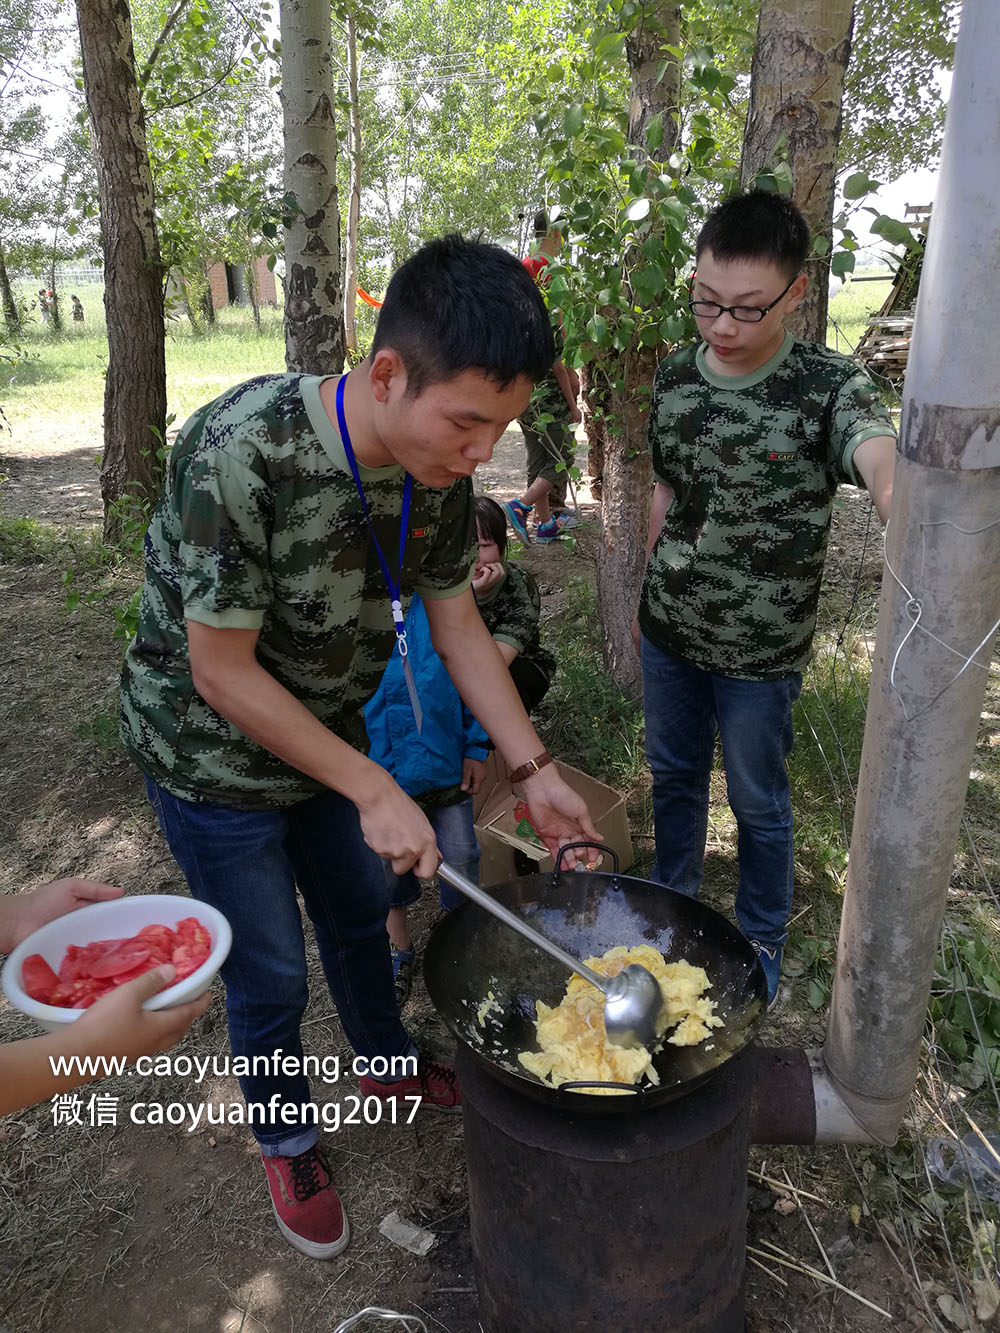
[0,512,73,564]
[2,305,285,447]
[827,270,893,354]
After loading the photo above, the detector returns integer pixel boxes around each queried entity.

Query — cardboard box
[472,751,633,885]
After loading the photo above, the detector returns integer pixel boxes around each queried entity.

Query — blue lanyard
[335,373,422,731]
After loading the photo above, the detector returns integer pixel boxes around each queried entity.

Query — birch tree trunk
[343,7,362,354]
[741,0,855,343]
[75,0,166,535]
[280,0,345,374]
[594,0,680,698]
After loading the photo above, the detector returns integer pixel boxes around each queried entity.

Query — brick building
[206,256,278,310]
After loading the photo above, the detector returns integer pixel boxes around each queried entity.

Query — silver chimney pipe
[817,0,1000,1145]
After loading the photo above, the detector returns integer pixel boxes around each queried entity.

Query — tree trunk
[0,238,20,329]
[245,238,261,331]
[279,0,345,375]
[343,6,362,354]
[594,0,680,699]
[740,0,855,343]
[75,0,166,536]
[47,246,62,331]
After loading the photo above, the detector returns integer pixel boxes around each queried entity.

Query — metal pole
[821,0,1000,1143]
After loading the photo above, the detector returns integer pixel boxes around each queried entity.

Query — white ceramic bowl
[1,894,231,1033]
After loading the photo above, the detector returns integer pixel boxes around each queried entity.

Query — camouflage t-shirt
[476,561,556,685]
[520,252,573,430]
[638,334,895,680]
[120,374,476,808]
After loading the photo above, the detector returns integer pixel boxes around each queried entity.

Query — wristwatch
[508,751,553,784]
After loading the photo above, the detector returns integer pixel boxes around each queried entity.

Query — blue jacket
[364,594,490,798]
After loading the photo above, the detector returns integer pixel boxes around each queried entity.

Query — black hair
[696,190,810,281]
[474,494,508,559]
[371,233,554,396]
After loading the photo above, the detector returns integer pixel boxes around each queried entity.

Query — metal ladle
[436,861,663,1049]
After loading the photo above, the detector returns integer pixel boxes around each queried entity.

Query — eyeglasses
[687,276,797,324]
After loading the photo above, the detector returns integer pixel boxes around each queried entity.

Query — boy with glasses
[633,190,896,1006]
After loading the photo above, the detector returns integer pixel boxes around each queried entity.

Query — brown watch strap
[508,751,553,784]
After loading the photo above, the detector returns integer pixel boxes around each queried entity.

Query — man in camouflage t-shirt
[120,236,600,1261]
[635,192,896,1007]
[503,209,582,543]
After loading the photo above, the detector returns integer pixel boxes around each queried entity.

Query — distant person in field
[38,290,50,324]
[634,189,896,1008]
[71,294,85,323]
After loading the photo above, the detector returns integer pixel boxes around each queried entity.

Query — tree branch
[138,0,194,91]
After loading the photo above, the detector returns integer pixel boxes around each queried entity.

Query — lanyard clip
[391,598,408,657]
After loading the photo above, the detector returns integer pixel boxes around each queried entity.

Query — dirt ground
[0,420,939,1333]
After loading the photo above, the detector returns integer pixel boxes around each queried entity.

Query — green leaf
[624,197,651,222]
[586,313,609,345]
[831,251,856,279]
[646,113,663,154]
[843,171,881,200]
[564,104,585,137]
[870,215,919,248]
[807,979,828,1011]
[594,31,625,61]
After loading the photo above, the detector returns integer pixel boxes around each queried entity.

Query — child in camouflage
[473,495,555,714]
[634,190,897,1007]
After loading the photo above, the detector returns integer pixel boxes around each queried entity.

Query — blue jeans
[386,797,480,912]
[145,779,414,1156]
[640,636,801,948]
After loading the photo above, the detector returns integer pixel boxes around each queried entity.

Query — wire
[882,516,1000,721]
[331,1309,428,1333]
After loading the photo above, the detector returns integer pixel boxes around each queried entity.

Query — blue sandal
[390,945,416,1010]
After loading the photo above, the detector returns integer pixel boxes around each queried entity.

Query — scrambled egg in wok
[516,945,722,1094]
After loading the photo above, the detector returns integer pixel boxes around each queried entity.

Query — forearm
[853,434,896,525]
[645,481,674,563]
[189,633,391,809]
[430,612,541,766]
[0,1030,102,1115]
[553,359,578,415]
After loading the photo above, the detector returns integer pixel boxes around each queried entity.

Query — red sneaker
[261,1144,350,1259]
[359,1054,461,1112]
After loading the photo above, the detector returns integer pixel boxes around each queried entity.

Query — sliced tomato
[170,943,206,980]
[134,924,178,962]
[88,941,152,979]
[176,917,211,956]
[22,954,60,1004]
[58,944,85,983]
[45,917,211,1005]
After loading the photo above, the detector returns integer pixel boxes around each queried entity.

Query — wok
[423,846,768,1113]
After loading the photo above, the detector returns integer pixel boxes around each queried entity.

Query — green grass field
[826,271,893,353]
[3,305,286,432]
[3,269,893,426]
